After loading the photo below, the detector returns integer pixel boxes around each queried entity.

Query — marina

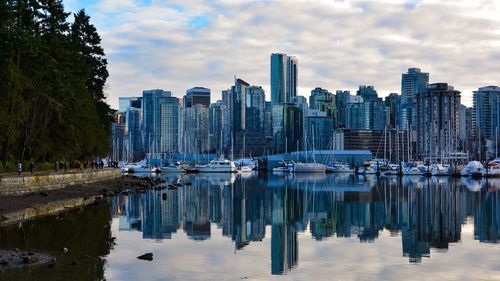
[0,173,499,280]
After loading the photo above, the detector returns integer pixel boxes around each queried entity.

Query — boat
[431,163,450,176]
[195,157,237,173]
[238,166,253,173]
[382,163,400,176]
[326,162,354,173]
[401,162,424,176]
[486,158,500,177]
[161,162,184,173]
[235,158,257,170]
[461,161,485,178]
[294,162,326,173]
[123,159,158,173]
[272,161,294,173]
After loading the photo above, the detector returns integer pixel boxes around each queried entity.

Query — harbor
[0,173,499,280]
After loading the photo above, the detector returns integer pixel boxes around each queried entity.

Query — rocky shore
[0,175,161,224]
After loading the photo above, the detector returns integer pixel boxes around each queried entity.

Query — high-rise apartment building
[401,68,429,130]
[309,87,335,117]
[271,53,297,106]
[416,83,460,160]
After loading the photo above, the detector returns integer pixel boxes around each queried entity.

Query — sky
[64,0,500,109]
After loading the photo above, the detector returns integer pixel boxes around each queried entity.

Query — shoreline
[0,175,155,226]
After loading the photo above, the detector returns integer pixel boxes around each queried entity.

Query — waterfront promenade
[0,168,121,196]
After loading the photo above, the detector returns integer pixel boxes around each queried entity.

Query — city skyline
[65,0,500,109]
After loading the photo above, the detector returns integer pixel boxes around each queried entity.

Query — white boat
[326,162,353,173]
[382,163,400,176]
[399,162,424,176]
[486,159,500,177]
[360,160,386,175]
[123,160,158,173]
[431,163,450,176]
[238,166,253,173]
[272,161,294,173]
[235,158,257,170]
[161,162,184,173]
[294,162,326,173]
[196,157,237,173]
[461,161,485,177]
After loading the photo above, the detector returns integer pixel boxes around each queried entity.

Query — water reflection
[110,174,500,274]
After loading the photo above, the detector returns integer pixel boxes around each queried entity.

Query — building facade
[272,103,303,154]
[416,83,461,160]
[271,53,297,106]
[142,89,171,154]
[400,68,429,131]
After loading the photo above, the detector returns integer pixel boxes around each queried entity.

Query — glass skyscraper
[142,89,171,154]
[272,103,303,154]
[401,68,429,131]
[270,53,297,106]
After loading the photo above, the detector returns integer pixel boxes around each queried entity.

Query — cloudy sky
[65,0,500,109]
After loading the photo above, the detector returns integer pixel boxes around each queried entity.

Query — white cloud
[74,0,500,108]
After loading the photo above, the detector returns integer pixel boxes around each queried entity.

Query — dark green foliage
[0,1,113,168]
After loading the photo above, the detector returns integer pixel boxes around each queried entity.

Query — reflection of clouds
[106,175,500,280]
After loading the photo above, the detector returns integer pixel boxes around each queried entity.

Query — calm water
[1,174,499,281]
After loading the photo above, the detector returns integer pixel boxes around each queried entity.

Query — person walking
[17,162,23,177]
[29,162,34,175]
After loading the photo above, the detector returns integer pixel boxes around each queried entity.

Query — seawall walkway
[0,168,121,196]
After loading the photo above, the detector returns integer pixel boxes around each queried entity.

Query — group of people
[91,160,105,170]
[17,162,34,176]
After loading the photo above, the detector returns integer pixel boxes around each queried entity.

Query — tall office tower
[346,95,364,129]
[401,68,429,130]
[245,86,266,133]
[182,88,211,154]
[270,53,297,106]
[385,93,401,130]
[208,101,226,153]
[184,87,211,108]
[416,83,461,160]
[111,112,126,161]
[473,86,500,158]
[183,104,209,154]
[335,90,350,128]
[126,107,144,161]
[291,96,308,150]
[159,97,179,155]
[264,101,273,138]
[142,89,171,154]
[229,78,249,133]
[272,103,303,154]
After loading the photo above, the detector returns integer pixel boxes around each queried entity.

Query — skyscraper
[473,86,500,158]
[126,107,144,161]
[184,87,211,108]
[245,85,265,133]
[208,101,226,154]
[385,93,401,130]
[159,97,179,155]
[401,68,429,130]
[182,88,211,154]
[272,103,303,154]
[416,83,460,160]
[271,53,297,106]
[142,89,171,154]
[335,90,350,129]
[309,87,336,117]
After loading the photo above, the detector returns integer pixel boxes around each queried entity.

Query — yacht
[294,162,326,173]
[326,162,354,173]
[382,163,400,176]
[431,163,450,176]
[461,161,485,178]
[272,161,294,173]
[123,160,158,173]
[161,162,184,173]
[196,157,237,173]
[486,158,500,177]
